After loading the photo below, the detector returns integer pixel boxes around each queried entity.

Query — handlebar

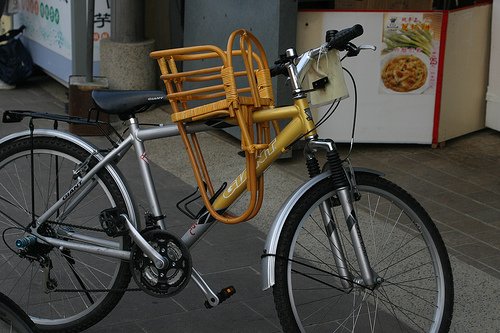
[270,24,364,78]
[326,24,363,51]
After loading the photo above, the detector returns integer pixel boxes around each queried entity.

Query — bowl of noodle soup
[380,51,430,94]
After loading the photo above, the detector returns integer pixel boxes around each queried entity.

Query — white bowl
[380,51,430,94]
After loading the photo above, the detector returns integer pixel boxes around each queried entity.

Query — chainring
[130,229,192,298]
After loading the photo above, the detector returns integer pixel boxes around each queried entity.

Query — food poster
[380,13,443,95]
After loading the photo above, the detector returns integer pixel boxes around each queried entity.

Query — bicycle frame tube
[216,98,316,210]
[181,98,317,247]
[129,118,166,228]
[34,136,134,227]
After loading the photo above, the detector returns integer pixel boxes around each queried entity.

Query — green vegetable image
[383,27,433,57]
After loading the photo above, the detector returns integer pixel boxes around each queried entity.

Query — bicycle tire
[0,137,133,332]
[273,172,453,332]
[0,292,35,333]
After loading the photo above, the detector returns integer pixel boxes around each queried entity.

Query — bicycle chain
[47,220,105,233]
[45,221,143,293]
[53,288,141,293]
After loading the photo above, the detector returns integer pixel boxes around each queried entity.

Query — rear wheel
[0,137,133,332]
[0,292,35,333]
[273,172,453,332]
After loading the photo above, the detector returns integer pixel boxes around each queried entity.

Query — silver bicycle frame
[14,120,224,261]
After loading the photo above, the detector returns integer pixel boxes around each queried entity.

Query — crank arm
[192,268,219,307]
[121,214,167,269]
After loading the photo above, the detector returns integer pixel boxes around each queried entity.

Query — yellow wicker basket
[149,30,276,224]
[151,30,272,117]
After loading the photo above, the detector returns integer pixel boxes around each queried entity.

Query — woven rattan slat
[170,99,230,122]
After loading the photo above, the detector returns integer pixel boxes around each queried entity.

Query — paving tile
[136,309,224,332]
[405,150,441,163]
[430,192,488,214]
[481,220,500,228]
[445,218,498,235]
[452,243,500,260]
[446,247,462,258]
[379,155,424,172]
[440,230,480,248]
[421,203,474,226]
[242,293,282,330]
[476,266,500,279]
[471,229,500,248]
[135,302,280,333]
[91,290,186,328]
[200,220,269,246]
[479,255,500,271]
[410,168,463,188]
[442,181,487,195]
[394,176,448,197]
[462,175,500,192]
[198,301,281,333]
[465,209,500,225]
[190,237,264,274]
[433,220,454,233]
[451,253,500,280]
[86,321,144,333]
[466,190,500,205]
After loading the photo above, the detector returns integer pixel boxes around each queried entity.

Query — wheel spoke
[377,286,433,332]
[274,175,452,333]
[385,260,434,281]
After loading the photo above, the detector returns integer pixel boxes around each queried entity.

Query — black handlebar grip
[327,24,364,50]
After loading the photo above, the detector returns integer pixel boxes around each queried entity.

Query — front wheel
[273,172,453,332]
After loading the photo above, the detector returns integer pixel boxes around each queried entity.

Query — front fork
[305,138,378,288]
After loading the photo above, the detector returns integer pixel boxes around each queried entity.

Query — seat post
[126,115,138,125]
[128,117,166,229]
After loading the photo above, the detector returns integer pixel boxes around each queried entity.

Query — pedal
[204,286,236,309]
[99,208,127,237]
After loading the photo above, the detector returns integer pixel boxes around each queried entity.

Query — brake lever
[358,44,377,52]
[345,43,377,57]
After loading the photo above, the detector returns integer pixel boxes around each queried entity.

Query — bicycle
[0,25,453,332]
